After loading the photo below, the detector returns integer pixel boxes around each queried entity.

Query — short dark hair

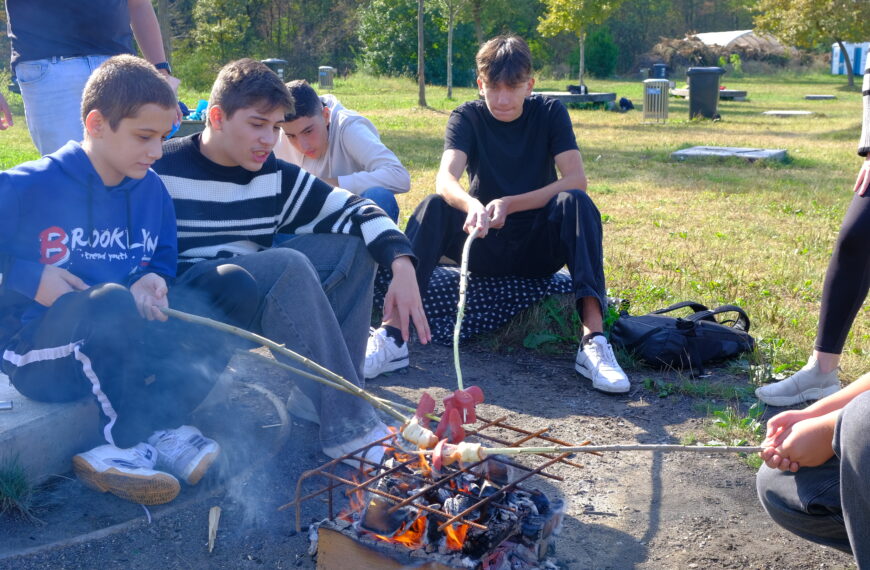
[81,54,177,130]
[476,35,532,86]
[283,80,323,121]
[208,59,295,124]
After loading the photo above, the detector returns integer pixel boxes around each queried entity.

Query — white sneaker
[575,335,630,394]
[364,327,409,379]
[148,425,220,485]
[755,356,841,407]
[323,422,391,470]
[287,385,320,424]
[72,442,180,505]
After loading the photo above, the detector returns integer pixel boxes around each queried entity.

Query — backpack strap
[686,304,751,331]
[649,301,709,316]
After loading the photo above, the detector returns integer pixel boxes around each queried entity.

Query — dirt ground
[0,344,856,569]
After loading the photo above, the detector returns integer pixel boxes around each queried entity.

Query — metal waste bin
[643,78,669,122]
[651,63,669,79]
[686,66,725,119]
[318,66,336,89]
[261,58,288,81]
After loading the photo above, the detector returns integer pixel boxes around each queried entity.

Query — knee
[756,464,792,522]
[838,388,870,451]
[87,283,137,314]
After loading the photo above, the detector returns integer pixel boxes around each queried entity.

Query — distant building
[689,29,787,55]
[831,42,870,75]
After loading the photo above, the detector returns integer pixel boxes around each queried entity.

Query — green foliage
[730,53,743,75]
[586,27,618,78]
[755,0,870,49]
[521,295,580,350]
[707,402,766,447]
[0,456,36,521]
[358,0,477,86]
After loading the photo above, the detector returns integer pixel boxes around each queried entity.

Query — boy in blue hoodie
[0,55,256,505]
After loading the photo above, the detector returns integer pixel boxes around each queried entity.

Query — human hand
[485,198,510,229]
[463,199,489,237]
[0,92,12,130]
[130,273,169,321]
[35,266,88,307]
[761,413,836,472]
[854,160,870,196]
[383,256,431,344]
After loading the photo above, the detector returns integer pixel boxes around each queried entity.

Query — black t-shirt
[443,95,579,208]
[6,0,134,69]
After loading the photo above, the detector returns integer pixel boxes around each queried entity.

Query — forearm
[129,0,167,65]
[804,371,870,417]
[337,165,410,195]
[502,173,587,214]
[436,171,478,213]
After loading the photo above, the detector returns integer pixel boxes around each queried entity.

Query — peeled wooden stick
[161,307,407,423]
[453,227,480,392]
[422,442,764,467]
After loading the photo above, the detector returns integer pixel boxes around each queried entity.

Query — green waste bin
[687,66,725,119]
[261,58,288,81]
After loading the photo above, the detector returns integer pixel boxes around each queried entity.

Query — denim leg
[198,244,379,447]
[756,459,851,554]
[361,186,400,222]
[835,390,870,565]
[15,55,110,155]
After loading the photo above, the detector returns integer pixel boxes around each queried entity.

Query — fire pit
[282,414,591,569]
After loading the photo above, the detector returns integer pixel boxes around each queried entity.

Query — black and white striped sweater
[155,135,413,274]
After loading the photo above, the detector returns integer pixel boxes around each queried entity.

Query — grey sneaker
[575,335,630,394]
[287,385,319,424]
[148,426,220,485]
[755,357,841,407]
[364,327,409,379]
[72,442,180,505]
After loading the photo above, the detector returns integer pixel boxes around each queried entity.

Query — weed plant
[0,456,36,521]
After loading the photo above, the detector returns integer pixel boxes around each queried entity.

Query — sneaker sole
[73,456,180,505]
[755,384,841,407]
[183,449,220,486]
[574,362,630,394]
[364,357,410,380]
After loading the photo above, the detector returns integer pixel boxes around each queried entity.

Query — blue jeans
[182,234,380,447]
[362,186,399,222]
[15,55,111,156]
[757,390,870,565]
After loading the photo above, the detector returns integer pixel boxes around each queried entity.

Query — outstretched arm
[435,149,490,237]
[0,93,13,130]
[382,256,430,344]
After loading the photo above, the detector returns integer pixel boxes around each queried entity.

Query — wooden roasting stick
[453,227,480,392]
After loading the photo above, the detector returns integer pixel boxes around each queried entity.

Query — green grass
[3,70,867,382]
[0,456,37,521]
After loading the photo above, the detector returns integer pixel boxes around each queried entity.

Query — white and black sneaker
[72,442,180,505]
[364,326,409,379]
[575,335,630,394]
[148,425,220,485]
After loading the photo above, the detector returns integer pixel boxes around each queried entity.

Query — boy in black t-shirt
[365,35,629,394]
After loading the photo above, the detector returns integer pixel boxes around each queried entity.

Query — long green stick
[425,443,764,456]
[161,307,408,423]
[453,227,480,391]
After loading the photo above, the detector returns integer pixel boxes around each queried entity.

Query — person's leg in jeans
[756,457,851,554]
[200,243,381,449]
[15,55,110,155]
[835,390,870,564]
[361,186,400,222]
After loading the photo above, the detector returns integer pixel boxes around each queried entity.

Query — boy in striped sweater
[154,59,430,465]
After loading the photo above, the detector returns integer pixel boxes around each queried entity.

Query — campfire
[284,411,587,569]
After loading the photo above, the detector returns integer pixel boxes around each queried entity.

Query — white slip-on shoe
[575,335,630,394]
[755,356,841,407]
[323,422,391,471]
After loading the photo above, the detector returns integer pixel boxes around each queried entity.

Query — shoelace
[127,444,157,468]
[587,340,618,369]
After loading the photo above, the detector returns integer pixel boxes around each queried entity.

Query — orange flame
[373,516,427,549]
[417,450,432,478]
[338,474,366,521]
[444,523,469,551]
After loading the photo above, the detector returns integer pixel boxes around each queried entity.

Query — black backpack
[609,301,755,373]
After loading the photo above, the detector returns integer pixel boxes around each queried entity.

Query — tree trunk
[472,1,483,45]
[836,39,856,89]
[418,0,427,107]
[447,10,454,99]
[157,0,172,63]
[578,30,586,87]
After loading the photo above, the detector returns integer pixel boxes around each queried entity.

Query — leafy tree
[538,0,626,86]
[192,0,253,64]
[755,0,870,87]
[585,26,618,78]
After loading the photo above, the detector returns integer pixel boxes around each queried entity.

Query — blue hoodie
[0,141,177,339]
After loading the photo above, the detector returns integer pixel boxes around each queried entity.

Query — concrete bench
[670,88,748,101]
[535,91,616,105]
[671,146,787,163]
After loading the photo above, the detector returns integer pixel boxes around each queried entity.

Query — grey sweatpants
[757,390,870,566]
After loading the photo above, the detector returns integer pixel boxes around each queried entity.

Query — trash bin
[318,66,336,89]
[686,66,725,119]
[651,63,669,79]
[643,78,669,122]
[261,58,288,81]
